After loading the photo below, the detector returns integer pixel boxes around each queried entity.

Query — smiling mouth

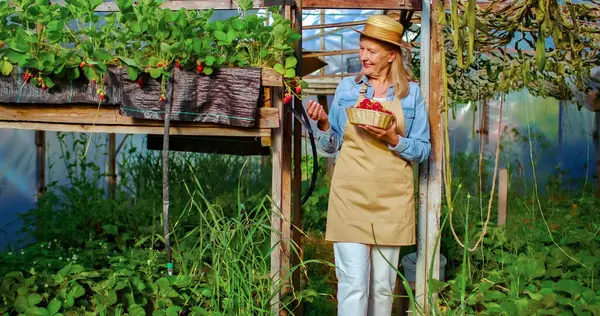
[363,63,372,68]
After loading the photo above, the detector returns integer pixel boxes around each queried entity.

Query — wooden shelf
[302,0,421,10]
[0,104,278,136]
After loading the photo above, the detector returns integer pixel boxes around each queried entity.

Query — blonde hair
[355,35,411,100]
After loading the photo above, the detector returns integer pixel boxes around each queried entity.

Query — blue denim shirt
[316,75,431,163]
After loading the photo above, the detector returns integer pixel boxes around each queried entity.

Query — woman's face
[359,36,396,77]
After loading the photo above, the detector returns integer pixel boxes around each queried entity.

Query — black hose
[288,102,319,206]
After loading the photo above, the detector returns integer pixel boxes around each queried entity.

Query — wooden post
[270,82,293,313]
[35,131,46,197]
[416,0,443,312]
[291,1,305,315]
[497,169,508,225]
[108,133,116,199]
[594,112,600,198]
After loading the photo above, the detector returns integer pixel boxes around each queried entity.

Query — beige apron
[325,83,415,246]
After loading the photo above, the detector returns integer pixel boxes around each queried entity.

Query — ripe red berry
[137,78,143,88]
[157,63,163,67]
[196,64,203,74]
[23,73,30,82]
[284,94,292,105]
[41,84,47,91]
[79,62,85,68]
[175,60,180,69]
[295,86,301,94]
[99,94,105,101]
[159,94,166,102]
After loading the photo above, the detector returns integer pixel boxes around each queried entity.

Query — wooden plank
[497,169,508,226]
[262,68,284,87]
[302,0,421,10]
[303,49,359,58]
[0,104,280,129]
[0,121,271,137]
[261,87,272,146]
[94,0,288,11]
[303,20,365,30]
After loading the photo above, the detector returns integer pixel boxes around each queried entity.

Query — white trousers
[333,242,401,316]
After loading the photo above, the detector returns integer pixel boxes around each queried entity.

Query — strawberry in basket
[347,98,395,129]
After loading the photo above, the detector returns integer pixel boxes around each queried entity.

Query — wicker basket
[346,107,393,129]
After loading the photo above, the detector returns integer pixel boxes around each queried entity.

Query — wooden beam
[270,83,292,314]
[302,20,365,30]
[416,0,443,311]
[0,121,271,137]
[302,0,422,10]
[0,104,280,129]
[262,68,284,87]
[93,0,288,12]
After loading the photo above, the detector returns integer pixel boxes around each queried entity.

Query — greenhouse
[0,0,599,315]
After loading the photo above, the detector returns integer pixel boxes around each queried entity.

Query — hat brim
[352,27,409,50]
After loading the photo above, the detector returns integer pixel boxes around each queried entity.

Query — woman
[306,15,431,316]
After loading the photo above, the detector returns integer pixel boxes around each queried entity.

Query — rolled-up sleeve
[316,84,346,154]
[388,84,431,163]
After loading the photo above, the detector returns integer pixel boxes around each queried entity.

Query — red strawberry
[79,62,85,68]
[157,62,163,67]
[41,83,47,91]
[137,78,143,88]
[372,102,383,111]
[159,94,166,102]
[99,94,105,101]
[284,94,292,104]
[23,73,30,82]
[295,86,301,94]
[196,64,203,74]
[175,60,181,69]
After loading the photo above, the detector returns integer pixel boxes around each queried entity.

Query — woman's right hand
[307,100,331,131]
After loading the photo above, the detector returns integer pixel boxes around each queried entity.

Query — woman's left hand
[360,115,400,147]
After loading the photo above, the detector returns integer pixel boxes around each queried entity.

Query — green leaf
[6,50,28,66]
[25,307,50,316]
[69,284,85,299]
[116,0,133,11]
[554,279,584,297]
[149,68,162,79]
[94,50,112,62]
[119,57,137,67]
[205,56,215,66]
[272,24,286,39]
[83,66,97,81]
[67,68,80,81]
[47,299,61,315]
[166,306,182,316]
[160,43,171,54]
[273,63,285,75]
[227,28,236,43]
[192,38,201,54]
[27,293,43,306]
[127,304,145,316]
[46,21,63,32]
[232,19,245,31]
[190,307,209,316]
[285,56,297,69]
[214,30,227,43]
[1,60,13,76]
[103,224,118,235]
[284,68,295,78]
[203,67,213,75]
[44,77,55,89]
[127,66,139,81]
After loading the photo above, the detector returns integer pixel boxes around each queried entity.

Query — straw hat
[353,15,405,48]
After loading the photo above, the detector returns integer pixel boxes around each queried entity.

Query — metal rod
[162,78,173,276]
